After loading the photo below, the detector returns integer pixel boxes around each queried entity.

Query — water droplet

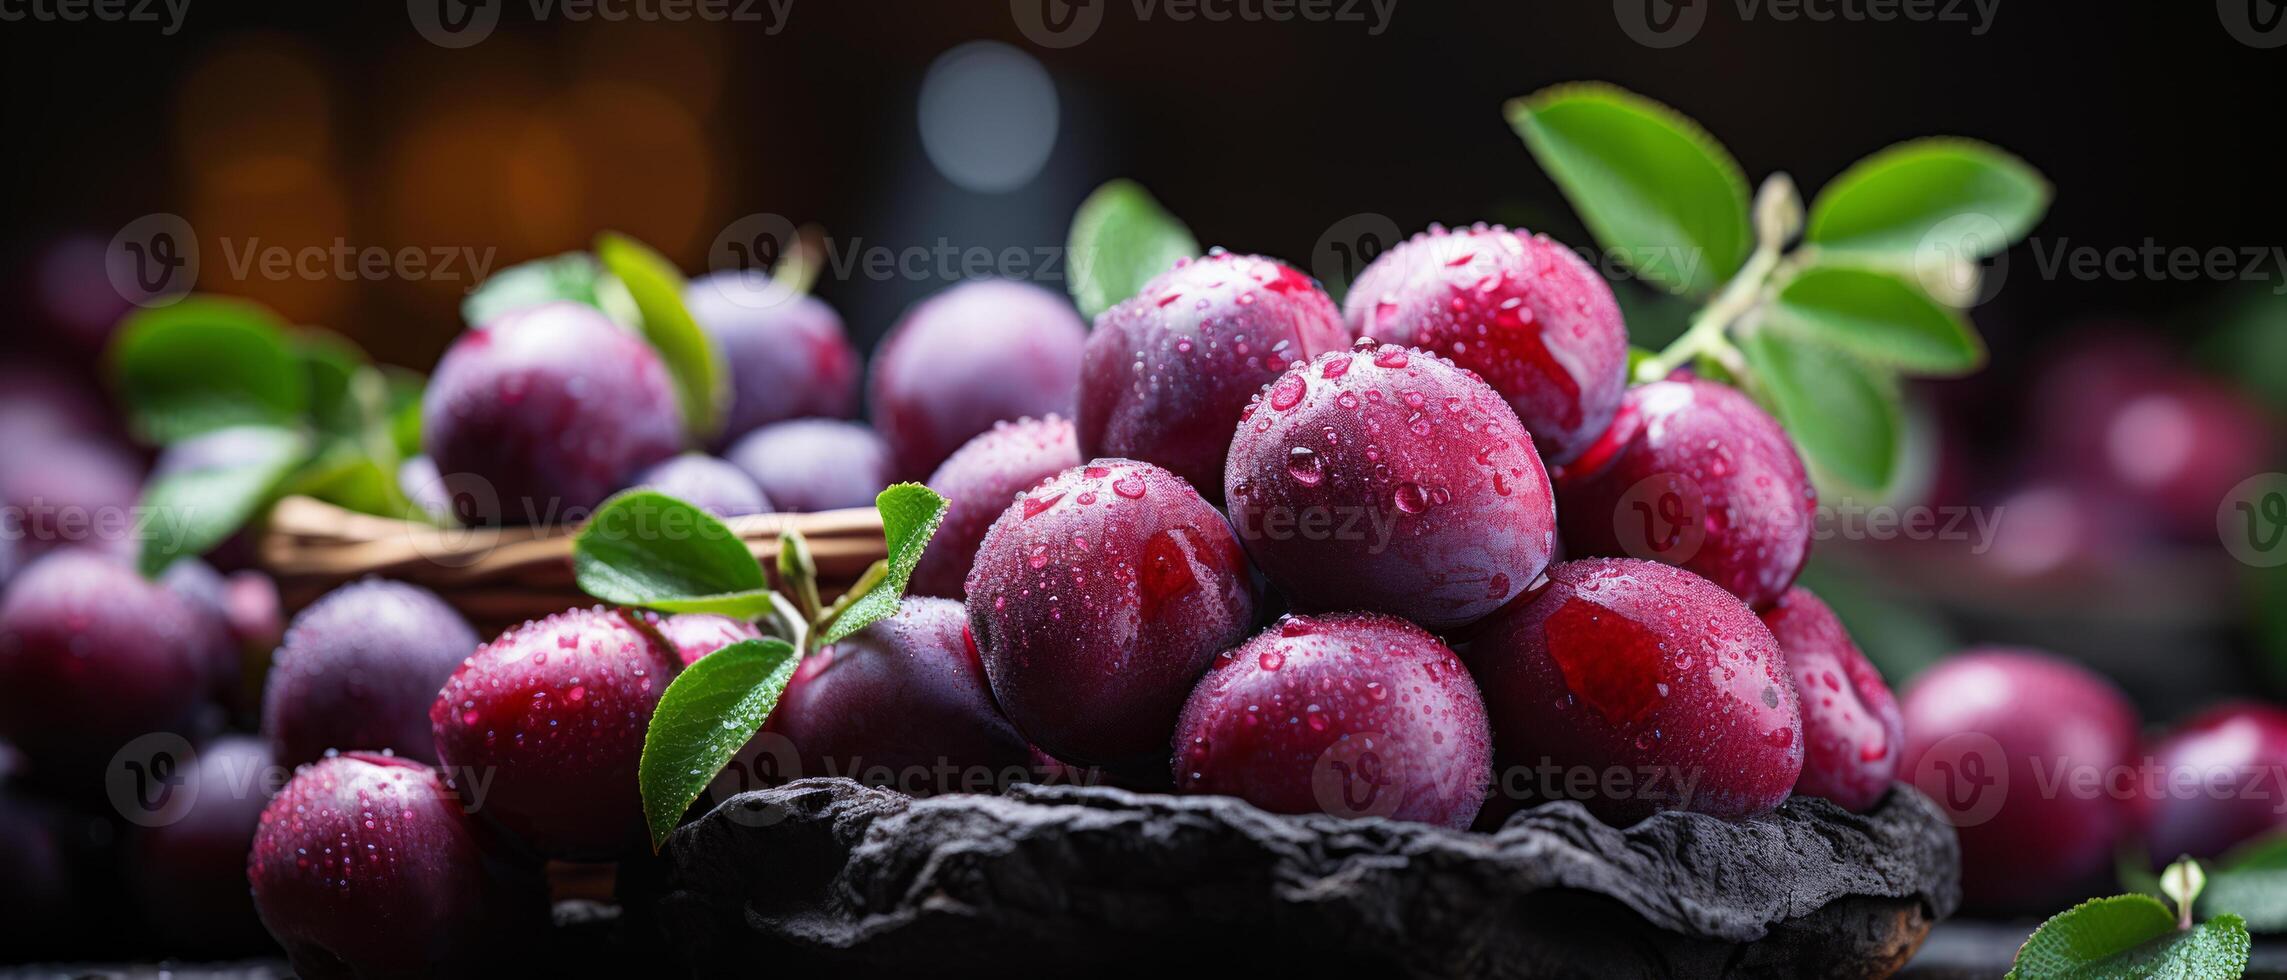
[1392,482,1432,514]
[1285,446,1324,485]
[1268,373,1307,410]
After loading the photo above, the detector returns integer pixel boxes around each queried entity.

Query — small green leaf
[137,425,309,577]
[383,367,425,458]
[2007,895,2249,980]
[815,484,950,646]
[111,296,306,444]
[290,444,398,516]
[461,251,622,328]
[2201,835,2287,932]
[296,330,370,438]
[1764,265,1985,375]
[1806,138,2049,258]
[1506,83,1751,296]
[1625,345,1660,381]
[1067,179,1200,320]
[637,637,799,850]
[573,490,773,618]
[1739,326,1901,492]
[596,232,726,443]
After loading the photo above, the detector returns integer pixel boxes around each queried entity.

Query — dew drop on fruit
[1374,348,1410,369]
[1285,446,1325,486]
[1268,374,1307,411]
[1258,650,1285,671]
[1392,482,1432,515]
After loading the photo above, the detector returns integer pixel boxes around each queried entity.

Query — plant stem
[1637,243,1781,383]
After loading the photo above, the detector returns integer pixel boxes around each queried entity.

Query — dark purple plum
[429,606,678,858]
[131,735,279,955]
[0,784,77,959]
[1762,587,1901,812]
[1174,612,1492,829]
[2134,702,2287,865]
[162,558,250,713]
[1467,558,1803,823]
[0,366,113,457]
[248,752,547,978]
[869,279,1086,479]
[685,270,861,443]
[1078,252,1351,493]
[0,437,141,563]
[912,415,1080,599]
[1901,648,2138,912]
[262,579,480,769]
[1224,341,1556,631]
[1555,378,1815,610]
[967,460,1257,772]
[630,452,772,517]
[725,418,893,513]
[760,597,1030,793]
[422,301,684,525]
[1343,224,1629,464]
[0,549,210,780]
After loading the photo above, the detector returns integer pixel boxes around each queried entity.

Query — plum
[725,418,894,513]
[2097,378,2278,540]
[1762,587,1901,812]
[911,415,1080,599]
[1224,341,1556,631]
[1900,648,2138,912]
[1078,252,1351,493]
[1555,378,1815,610]
[685,270,861,442]
[967,460,1257,772]
[1174,612,1492,829]
[630,452,772,517]
[0,366,113,455]
[652,612,764,667]
[869,279,1086,478]
[762,597,1030,793]
[0,437,141,563]
[1466,558,1802,823]
[429,606,679,858]
[1342,224,1628,464]
[2135,702,2287,865]
[422,301,684,525]
[263,579,480,769]
[248,752,546,978]
[0,784,77,959]
[0,549,210,781]
[131,735,279,955]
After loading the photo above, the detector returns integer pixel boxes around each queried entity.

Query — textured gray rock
[659,779,1960,979]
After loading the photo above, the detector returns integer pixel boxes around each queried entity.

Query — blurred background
[1,0,2284,966]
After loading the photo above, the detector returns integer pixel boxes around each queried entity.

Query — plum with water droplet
[912,415,1080,599]
[130,735,278,956]
[1900,647,2137,912]
[1762,587,1900,812]
[421,302,684,525]
[1173,611,1491,828]
[247,752,546,978]
[726,418,893,513]
[2133,702,2287,866]
[1223,341,1555,631]
[1466,558,1802,823]
[685,270,861,445]
[967,460,1257,773]
[0,549,210,784]
[1555,378,1814,610]
[630,452,772,517]
[869,279,1086,478]
[1079,252,1351,494]
[428,606,680,858]
[760,597,1030,793]
[1342,224,1628,465]
[652,612,764,667]
[263,579,480,769]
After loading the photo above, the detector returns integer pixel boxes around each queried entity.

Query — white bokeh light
[917,41,1059,194]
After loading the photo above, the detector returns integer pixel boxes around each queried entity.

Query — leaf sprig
[2009,857,2250,979]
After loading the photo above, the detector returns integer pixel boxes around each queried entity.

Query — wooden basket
[256,496,890,634]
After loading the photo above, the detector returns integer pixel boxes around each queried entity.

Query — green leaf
[815,484,950,646]
[137,425,309,577]
[1506,83,1751,296]
[1806,138,2049,258]
[383,367,425,458]
[2007,895,2249,980]
[1067,179,1200,320]
[637,637,799,850]
[290,444,398,516]
[111,296,306,444]
[461,251,619,328]
[1739,326,1902,492]
[296,330,370,438]
[2202,835,2287,932]
[1764,265,1985,375]
[596,232,725,443]
[573,490,773,618]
